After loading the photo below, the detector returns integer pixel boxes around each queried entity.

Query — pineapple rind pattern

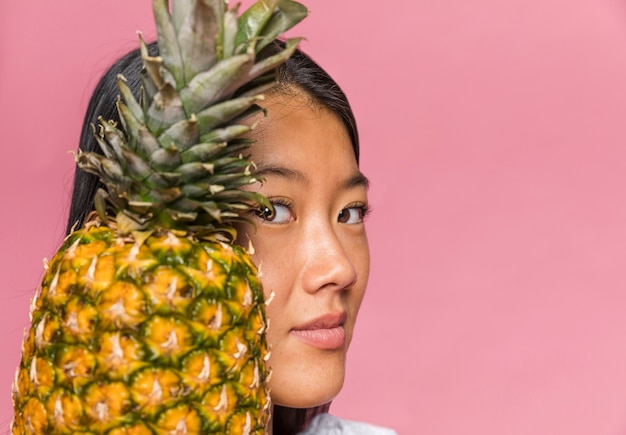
[13,224,269,434]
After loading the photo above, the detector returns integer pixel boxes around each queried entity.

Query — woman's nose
[299,221,357,294]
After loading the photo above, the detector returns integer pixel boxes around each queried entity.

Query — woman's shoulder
[298,413,398,435]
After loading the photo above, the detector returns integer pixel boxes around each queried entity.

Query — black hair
[66,40,359,434]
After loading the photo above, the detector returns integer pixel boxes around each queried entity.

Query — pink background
[3,0,626,433]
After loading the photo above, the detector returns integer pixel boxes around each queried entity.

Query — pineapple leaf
[146,83,187,134]
[139,34,159,108]
[255,0,308,52]
[91,124,115,159]
[167,209,198,222]
[142,54,166,90]
[180,142,227,164]
[153,0,185,88]
[99,118,126,161]
[174,0,220,83]
[149,147,182,172]
[221,6,239,59]
[157,115,199,151]
[117,102,141,151]
[208,141,254,158]
[179,52,255,114]
[122,148,158,182]
[235,0,280,50]
[117,75,144,123]
[200,0,226,55]
[196,95,264,133]
[198,200,225,222]
[176,162,219,182]
[245,37,302,83]
[170,0,193,31]
[137,125,162,157]
[78,0,309,232]
[199,124,252,144]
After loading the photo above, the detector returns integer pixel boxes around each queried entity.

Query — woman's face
[237,90,370,408]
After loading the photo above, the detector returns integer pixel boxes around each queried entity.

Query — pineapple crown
[76,0,308,240]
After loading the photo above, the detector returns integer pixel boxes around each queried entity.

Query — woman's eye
[338,205,369,224]
[255,202,293,224]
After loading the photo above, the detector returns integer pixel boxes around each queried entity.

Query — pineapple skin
[12,222,270,434]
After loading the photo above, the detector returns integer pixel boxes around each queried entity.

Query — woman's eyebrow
[342,171,370,191]
[254,165,308,184]
[254,164,369,190]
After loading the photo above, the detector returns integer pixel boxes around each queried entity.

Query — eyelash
[254,198,293,223]
[339,203,371,224]
[254,199,371,224]
[357,203,371,220]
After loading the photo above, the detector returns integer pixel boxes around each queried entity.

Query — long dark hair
[67,40,359,435]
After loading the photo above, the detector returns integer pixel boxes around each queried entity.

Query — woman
[68,41,395,435]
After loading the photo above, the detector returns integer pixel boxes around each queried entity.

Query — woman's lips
[290,312,347,350]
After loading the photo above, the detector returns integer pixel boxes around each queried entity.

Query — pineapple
[11,0,307,433]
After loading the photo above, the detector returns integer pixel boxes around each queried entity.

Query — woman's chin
[269,370,345,409]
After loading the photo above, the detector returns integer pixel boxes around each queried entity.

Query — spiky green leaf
[153,0,185,88]
[235,0,279,49]
[255,0,308,52]
[179,52,255,114]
